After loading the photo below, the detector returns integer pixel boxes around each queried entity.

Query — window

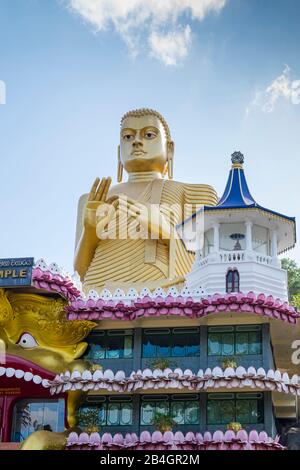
[220,223,246,252]
[253,225,270,255]
[78,397,133,428]
[207,393,264,425]
[226,269,240,293]
[142,328,200,358]
[11,399,65,442]
[204,229,214,257]
[140,395,200,426]
[84,330,133,362]
[208,325,262,356]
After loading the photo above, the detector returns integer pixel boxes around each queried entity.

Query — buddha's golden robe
[75,179,217,292]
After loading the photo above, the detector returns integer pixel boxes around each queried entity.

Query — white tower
[178,152,296,300]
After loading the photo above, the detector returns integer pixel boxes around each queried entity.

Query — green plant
[221,358,237,369]
[83,360,103,372]
[282,258,300,300]
[76,408,100,434]
[147,358,177,370]
[227,422,242,432]
[151,412,175,433]
[292,294,300,310]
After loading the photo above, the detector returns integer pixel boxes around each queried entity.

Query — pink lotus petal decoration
[32,259,82,301]
[65,290,299,325]
[48,367,300,397]
[65,430,285,451]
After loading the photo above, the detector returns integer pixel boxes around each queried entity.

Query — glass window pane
[142,334,170,358]
[98,405,106,425]
[157,342,170,357]
[248,332,262,355]
[187,344,200,356]
[207,400,235,425]
[186,334,200,357]
[220,400,235,424]
[124,336,133,358]
[142,339,156,358]
[86,343,105,361]
[208,334,222,356]
[185,402,199,425]
[207,401,220,425]
[222,333,234,356]
[236,400,250,424]
[106,336,123,358]
[156,402,169,415]
[12,400,65,442]
[120,404,132,425]
[249,400,259,424]
[141,403,155,425]
[232,271,240,292]
[172,335,187,357]
[107,404,119,425]
[236,332,249,355]
[171,402,185,424]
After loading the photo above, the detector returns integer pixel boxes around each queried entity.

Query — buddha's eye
[17,333,39,349]
[123,134,134,141]
[144,131,157,140]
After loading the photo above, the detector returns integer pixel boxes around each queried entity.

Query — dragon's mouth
[0,354,55,391]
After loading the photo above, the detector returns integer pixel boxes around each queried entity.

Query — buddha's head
[119,108,174,180]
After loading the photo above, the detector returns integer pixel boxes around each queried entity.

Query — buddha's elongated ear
[117,145,123,183]
[167,141,174,180]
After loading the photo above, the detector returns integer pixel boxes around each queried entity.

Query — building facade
[0,109,299,451]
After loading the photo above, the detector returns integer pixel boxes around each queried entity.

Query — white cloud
[65,0,227,65]
[149,26,192,66]
[246,65,300,115]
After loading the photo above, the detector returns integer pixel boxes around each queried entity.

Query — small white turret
[178,152,296,300]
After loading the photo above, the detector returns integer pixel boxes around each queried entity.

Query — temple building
[0,109,299,451]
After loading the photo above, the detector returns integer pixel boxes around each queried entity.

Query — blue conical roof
[217,151,256,207]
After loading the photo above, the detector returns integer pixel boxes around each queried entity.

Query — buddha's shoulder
[164,179,217,195]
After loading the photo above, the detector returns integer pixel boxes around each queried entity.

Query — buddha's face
[120,114,172,174]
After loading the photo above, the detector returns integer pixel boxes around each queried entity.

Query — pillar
[245,220,253,252]
[213,223,220,253]
[271,230,278,259]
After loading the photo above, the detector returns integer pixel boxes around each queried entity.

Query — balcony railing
[197,251,275,266]
[220,251,245,263]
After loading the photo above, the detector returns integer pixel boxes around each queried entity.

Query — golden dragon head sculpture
[0,288,96,436]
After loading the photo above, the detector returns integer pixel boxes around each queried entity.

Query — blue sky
[0,0,299,272]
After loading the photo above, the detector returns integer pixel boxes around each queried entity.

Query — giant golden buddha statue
[74,109,217,292]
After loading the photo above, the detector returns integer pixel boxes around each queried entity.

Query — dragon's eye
[17,333,39,349]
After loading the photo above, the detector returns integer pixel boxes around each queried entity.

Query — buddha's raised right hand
[84,177,112,229]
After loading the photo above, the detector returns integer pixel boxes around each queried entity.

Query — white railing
[197,251,276,267]
[256,254,273,265]
[199,257,209,267]
[219,251,245,263]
